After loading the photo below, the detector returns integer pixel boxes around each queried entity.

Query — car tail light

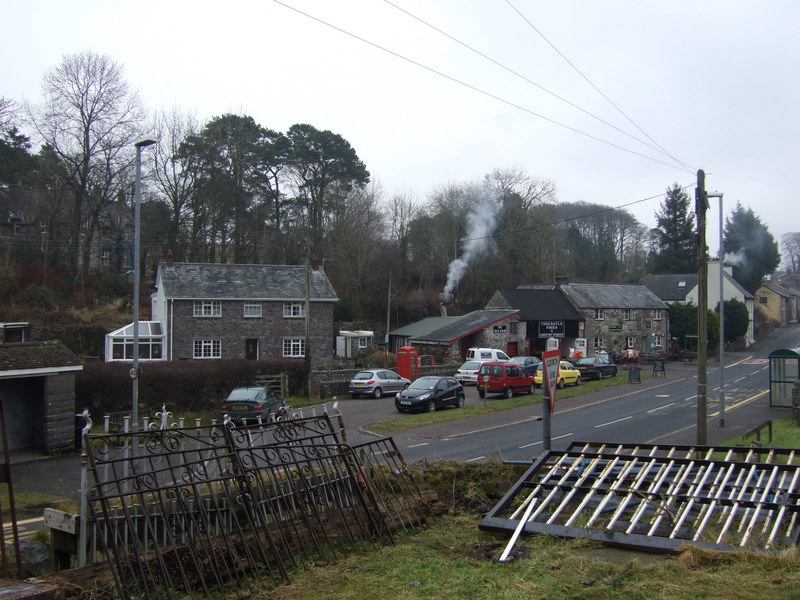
[253,402,263,410]
[368,380,376,384]
[221,403,228,410]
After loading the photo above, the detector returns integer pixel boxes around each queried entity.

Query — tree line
[0,51,785,333]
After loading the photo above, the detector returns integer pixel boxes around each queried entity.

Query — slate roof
[156,263,338,301]
[495,287,583,320]
[0,341,83,374]
[560,282,668,309]
[411,309,518,344]
[641,274,698,302]
[760,280,797,298]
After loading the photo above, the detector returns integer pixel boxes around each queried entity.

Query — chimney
[165,249,174,267]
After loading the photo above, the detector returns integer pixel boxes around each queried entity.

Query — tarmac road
[7,323,798,508]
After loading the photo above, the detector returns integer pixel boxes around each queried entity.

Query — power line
[504,0,694,173]
[384,0,688,171]
[272,0,695,173]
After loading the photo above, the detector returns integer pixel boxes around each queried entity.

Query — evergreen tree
[723,203,780,293]
[650,183,695,273]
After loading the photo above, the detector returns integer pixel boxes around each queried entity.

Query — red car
[477,361,535,399]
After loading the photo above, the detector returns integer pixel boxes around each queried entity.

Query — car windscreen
[575,359,594,366]
[460,361,480,370]
[227,388,261,401]
[352,372,375,380]
[409,378,437,390]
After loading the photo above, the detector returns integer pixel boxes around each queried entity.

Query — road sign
[542,349,560,413]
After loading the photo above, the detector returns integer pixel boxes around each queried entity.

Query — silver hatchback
[349,369,411,399]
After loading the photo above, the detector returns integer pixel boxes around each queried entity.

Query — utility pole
[695,170,708,445]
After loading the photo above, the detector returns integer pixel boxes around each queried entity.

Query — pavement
[6,326,795,506]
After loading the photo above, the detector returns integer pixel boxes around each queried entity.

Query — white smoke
[724,250,747,267]
[443,198,498,296]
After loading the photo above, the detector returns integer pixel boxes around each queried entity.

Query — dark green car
[220,387,284,425]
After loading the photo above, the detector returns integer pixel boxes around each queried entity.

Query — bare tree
[149,107,199,260]
[781,232,800,271]
[26,51,144,285]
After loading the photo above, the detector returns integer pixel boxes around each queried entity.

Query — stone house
[108,257,339,369]
[558,282,670,358]
[756,280,798,327]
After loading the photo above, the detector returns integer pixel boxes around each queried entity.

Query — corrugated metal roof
[412,309,518,344]
[390,316,462,338]
[156,263,339,301]
[560,282,668,309]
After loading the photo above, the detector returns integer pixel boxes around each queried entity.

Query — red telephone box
[396,346,420,381]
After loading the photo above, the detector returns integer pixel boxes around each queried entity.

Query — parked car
[466,347,510,362]
[454,360,483,385]
[220,386,284,424]
[477,361,535,399]
[574,356,618,380]
[509,355,542,377]
[395,376,465,413]
[534,360,582,388]
[349,369,411,399]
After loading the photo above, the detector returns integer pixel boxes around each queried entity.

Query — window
[653,309,662,320]
[624,309,634,320]
[358,337,368,349]
[510,321,518,334]
[594,309,605,320]
[193,339,221,358]
[625,336,636,349]
[759,296,768,304]
[283,338,305,357]
[243,302,262,317]
[193,301,221,317]
[283,302,305,318]
[653,335,663,348]
[593,337,605,348]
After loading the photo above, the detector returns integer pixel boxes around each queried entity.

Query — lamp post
[708,191,725,427]
[132,138,157,431]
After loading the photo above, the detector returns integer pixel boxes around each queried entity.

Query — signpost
[541,349,561,451]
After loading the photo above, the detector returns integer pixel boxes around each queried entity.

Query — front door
[245,338,259,360]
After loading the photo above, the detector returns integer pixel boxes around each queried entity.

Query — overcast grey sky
[4,1,798,258]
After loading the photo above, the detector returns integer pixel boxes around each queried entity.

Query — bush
[76,359,305,418]
[21,285,59,310]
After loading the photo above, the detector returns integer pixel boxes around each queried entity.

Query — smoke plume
[443,198,498,296]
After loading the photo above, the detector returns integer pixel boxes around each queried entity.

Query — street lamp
[132,138,157,431]
[708,191,725,427]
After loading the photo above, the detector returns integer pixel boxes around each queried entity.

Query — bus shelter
[768,347,800,408]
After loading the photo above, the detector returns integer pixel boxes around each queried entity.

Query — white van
[466,347,510,362]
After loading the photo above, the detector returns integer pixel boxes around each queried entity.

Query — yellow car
[534,360,582,388]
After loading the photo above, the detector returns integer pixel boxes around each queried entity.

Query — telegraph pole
[695,170,708,445]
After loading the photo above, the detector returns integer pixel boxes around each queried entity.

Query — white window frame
[594,309,605,320]
[193,301,221,317]
[283,338,305,357]
[625,336,636,349]
[593,337,605,348]
[243,302,262,318]
[358,337,368,349]
[653,335,663,348]
[653,309,663,320]
[193,339,221,359]
[283,302,305,318]
[624,309,634,320]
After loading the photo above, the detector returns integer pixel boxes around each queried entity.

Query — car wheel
[558,378,565,389]
[575,377,582,386]
[611,368,617,377]
[372,387,383,399]
[530,383,536,395]
[457,393,465,408]
[504,387,513,399]
[396,407,405,413]
[597,370,604,380]
[478,389,485,399]
[427,400,436,413]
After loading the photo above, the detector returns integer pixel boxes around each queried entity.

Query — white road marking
[466,456,486,462]
[518,432,574,449]
[648,403,675,413]
[595,416,632,428]
[407,442,429,448]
